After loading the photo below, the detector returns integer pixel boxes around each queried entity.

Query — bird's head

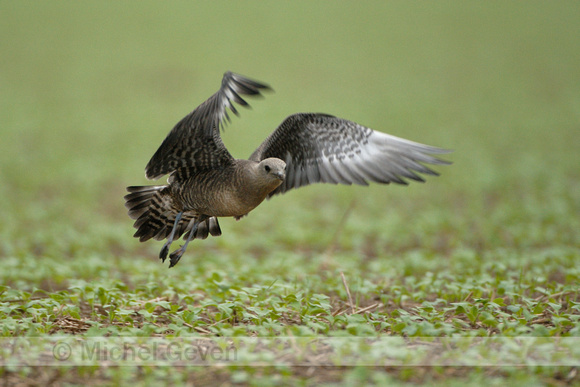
[258,158,286,182]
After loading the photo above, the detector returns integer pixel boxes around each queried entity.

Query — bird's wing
[249,113,452,197]
[145,72,271,180]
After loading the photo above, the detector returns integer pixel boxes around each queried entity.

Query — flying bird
[125,72,451,268]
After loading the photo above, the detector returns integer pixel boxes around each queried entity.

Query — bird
[124,71,452,268]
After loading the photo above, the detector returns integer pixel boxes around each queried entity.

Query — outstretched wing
[145,71,271,180]
[249,113,452,196]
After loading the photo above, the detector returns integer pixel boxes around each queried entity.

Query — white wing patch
[308,127,449,187]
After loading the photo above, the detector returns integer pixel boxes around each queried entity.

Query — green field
[1,1,579,385]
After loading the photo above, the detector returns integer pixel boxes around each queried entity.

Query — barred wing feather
[145,72,271,180]
[249,113,452,196]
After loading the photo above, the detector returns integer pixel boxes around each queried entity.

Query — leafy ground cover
[1,1,579,385]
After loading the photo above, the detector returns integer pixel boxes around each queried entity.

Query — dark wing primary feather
[249,113,452,196]
[145,72,271,180]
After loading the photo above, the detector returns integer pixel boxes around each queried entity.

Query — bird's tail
[124,185,222,242]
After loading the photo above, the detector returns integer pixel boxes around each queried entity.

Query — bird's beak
[274,171,285,181]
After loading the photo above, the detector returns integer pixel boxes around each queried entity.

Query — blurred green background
[1,1,578,280]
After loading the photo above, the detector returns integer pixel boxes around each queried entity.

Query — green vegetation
[1,1,579,385]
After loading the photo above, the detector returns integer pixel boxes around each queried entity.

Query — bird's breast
[177,168,273,218]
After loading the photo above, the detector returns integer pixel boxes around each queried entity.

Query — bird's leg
[168,215,208,268]
[159,211,183,262]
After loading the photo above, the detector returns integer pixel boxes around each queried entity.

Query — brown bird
[124,72,451,267]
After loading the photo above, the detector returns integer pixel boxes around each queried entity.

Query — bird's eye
[265,165,271,172]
